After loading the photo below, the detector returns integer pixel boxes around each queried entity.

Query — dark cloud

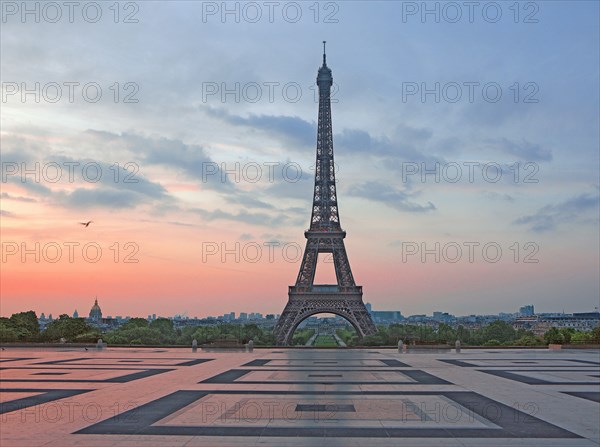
[206,108,315,148]
[335,124,441,164]
[347,181,436,213]
[513,192,599,232]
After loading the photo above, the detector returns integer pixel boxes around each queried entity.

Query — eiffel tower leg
[274,294,377,346]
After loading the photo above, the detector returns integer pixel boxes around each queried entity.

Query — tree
[43,315,98,342]
[121,318,148,330]
[543,327,564,344]
[149,318,174,333]
[0,318,19,342]
[149,318,176,343]
[514,335,544,346]
[559,328,574,344]
[291,328,314,345]
[242,324,263,343]
[9,311,39,341]
[105,327,162,345]
[456,325,472,344]
[437,323,456,343]
[481,320,516,344]
[570,331,591,344]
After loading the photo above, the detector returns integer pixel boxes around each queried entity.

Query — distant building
[88,298,102,322]
[541,312,600,332]
[432,312,454,323]
[519,305,535,317]
[73,309,79,318]
[371,310,403,323]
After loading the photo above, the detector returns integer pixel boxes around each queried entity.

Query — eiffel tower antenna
[274,43,377,346]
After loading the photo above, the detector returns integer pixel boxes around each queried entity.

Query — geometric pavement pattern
[1,348,599,446]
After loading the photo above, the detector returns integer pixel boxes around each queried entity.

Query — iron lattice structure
[274,43,377,345]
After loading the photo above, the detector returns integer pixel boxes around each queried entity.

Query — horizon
[5,300,598,321]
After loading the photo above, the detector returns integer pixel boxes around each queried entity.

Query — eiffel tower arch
[274,43,377,346]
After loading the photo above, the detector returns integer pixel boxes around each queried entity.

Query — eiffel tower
[274,42,377,346]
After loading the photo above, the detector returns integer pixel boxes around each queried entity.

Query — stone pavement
[1,347,599,446]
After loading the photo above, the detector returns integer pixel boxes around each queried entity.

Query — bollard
[455,340,461,353]
[398,340,403,353]
[247,339,254,353]
[96,338,103,350]
[192,339,198,353]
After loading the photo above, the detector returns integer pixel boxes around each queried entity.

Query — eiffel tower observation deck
[274,43,377,346]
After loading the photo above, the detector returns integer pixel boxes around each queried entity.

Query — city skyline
[2,2,599,319]
[11,296,598,321]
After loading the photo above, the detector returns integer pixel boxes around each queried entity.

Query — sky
[1,1,599,319]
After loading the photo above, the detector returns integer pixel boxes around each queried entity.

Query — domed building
[89,298,102,322]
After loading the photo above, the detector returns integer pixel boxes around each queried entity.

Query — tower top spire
[317,41,332,86]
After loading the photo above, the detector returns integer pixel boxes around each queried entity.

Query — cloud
[84,130,294,213]
[1,138,170,210]
[347,181,436,213]
[262,167,313,200]
[1,210,17,218]
[481,191,515,202]
[226,193,274,210]
[139,219,199,227]
[61,188,153,209]
[3,174,54,197]
[85,130,232,191]
[206,109,447,177]
[206,108,315,148]
[335,124,441,164]
[1,192,38,203]
[190,207,299,227]
[513,192,599,232]
[487,137,552,162]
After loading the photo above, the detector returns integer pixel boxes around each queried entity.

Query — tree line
[337,321,600,346]
[1,311,599,346]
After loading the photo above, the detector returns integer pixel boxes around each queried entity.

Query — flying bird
[79,221,93,228]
